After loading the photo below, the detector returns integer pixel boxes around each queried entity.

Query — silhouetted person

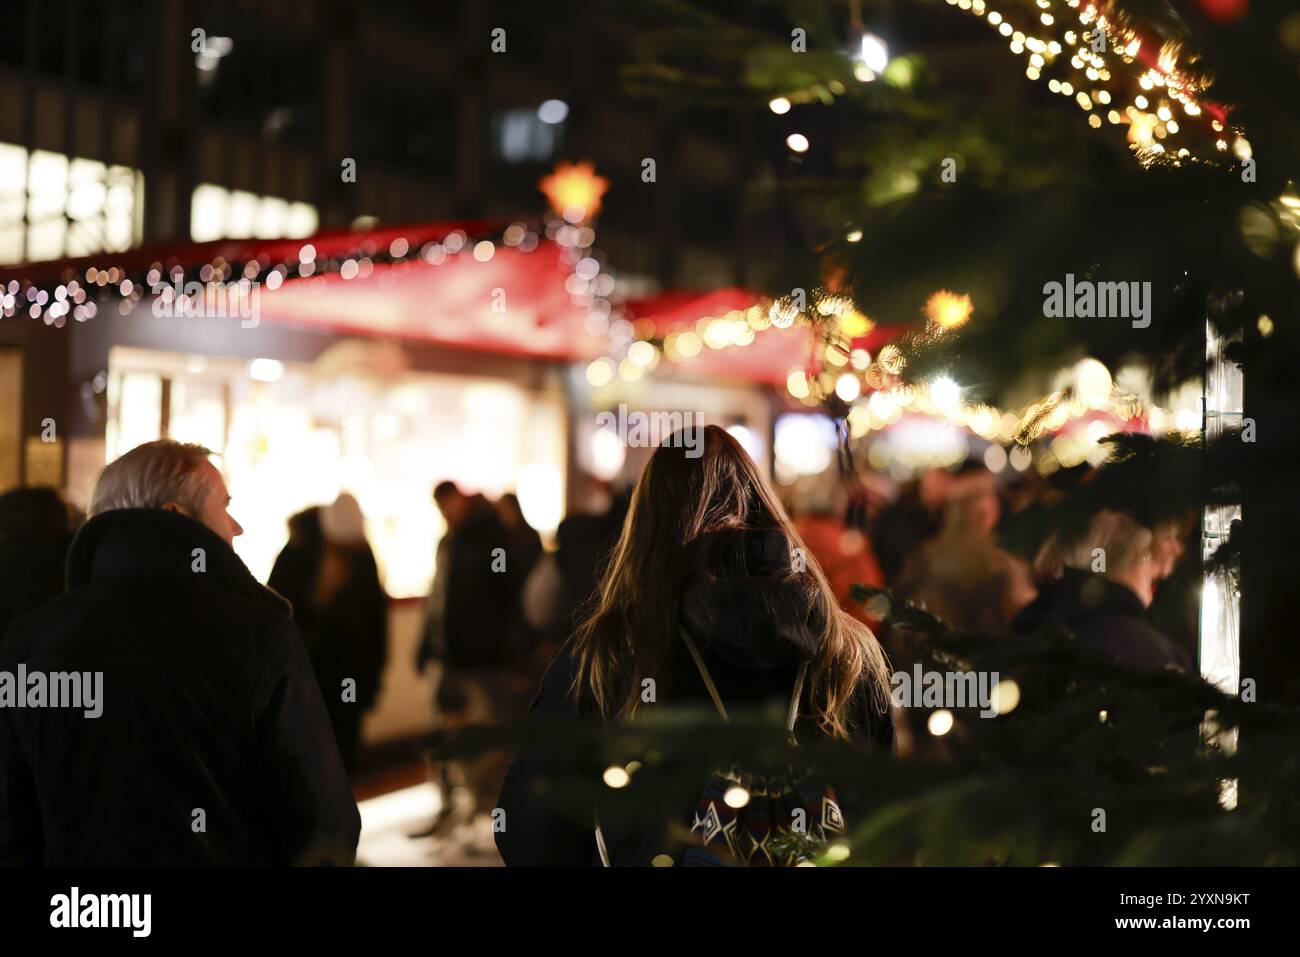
[523,486,630,659]
[497,427,893,866]
[495,493,542,581]
[416,482,533,834]
[0,440,360,865]
[790,476,885,626]
[895,466,1036,635]
[269,494,388,772]
[0,487,75,635]
[494,492,545,672]
[871,467,951,586]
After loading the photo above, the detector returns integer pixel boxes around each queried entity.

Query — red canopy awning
[257,237,595,362]
[621,287,808,387]
[3,224,852,386]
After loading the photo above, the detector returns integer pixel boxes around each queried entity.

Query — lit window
[190,183,319,243]
[0,142,144,265]
[492,109,560,163]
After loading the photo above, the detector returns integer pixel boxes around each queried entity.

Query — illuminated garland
[946,0,1248,168]
[0,214,607,334]
[772,283,1196,477]
[585,299,782,386]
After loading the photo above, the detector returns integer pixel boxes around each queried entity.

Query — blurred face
[918,468,951,511]
[1112,546,1159,609]
[186,461,243,546]
[966,489,1000,535]
[436,492,468,529]
[1150,522,1185,581]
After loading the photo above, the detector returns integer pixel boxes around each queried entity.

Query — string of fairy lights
[782,289,1195,476]
[947,0,1249,168]
[0,162,614,345]
[588,266,1196,478]
[595,0,1239,475]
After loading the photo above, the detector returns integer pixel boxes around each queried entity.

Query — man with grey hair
[88,439,243,544]
[0,439,361,865]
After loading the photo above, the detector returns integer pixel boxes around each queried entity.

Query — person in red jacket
[789,476,885,625]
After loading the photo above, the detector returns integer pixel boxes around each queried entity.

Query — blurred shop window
[492,109,561,164]
[105,372,163,463]
[190,184,318,243]
[774,412,839,486]
[105,348,568,600]
[0,142,144,265]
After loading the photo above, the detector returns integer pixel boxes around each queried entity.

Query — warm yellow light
[603,766,630,788]
[586,358,613,387]
[878,343,906,375]
[769,96,792,115]
[928,710,955,736]
[835,373,862,402]
[824,843,851,862]
[991,679,1021,715]
[723,786,750,809]
[1075,358,1112,408]
[839,308,873,337]
[924,289,974,330]
[770,299,800,329]
[628,340,657,368]
[538,161,609,221]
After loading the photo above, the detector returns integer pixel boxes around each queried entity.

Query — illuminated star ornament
[538,161,610,223]
[946,0,1249,169]
[924,290,974,331]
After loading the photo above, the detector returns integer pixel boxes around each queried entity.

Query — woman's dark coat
[495,527,894,866]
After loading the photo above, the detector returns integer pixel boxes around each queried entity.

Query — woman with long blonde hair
[496,426,893,866]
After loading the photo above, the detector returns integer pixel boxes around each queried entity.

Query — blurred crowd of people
[0,431,1201,866]
[771,459,1196,759]
[409,478,630,836]
[778,459,1195,675]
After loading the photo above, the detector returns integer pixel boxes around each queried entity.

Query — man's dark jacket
[0,508,361,865]
[420,499,519,670]
[1012,567,1192,673]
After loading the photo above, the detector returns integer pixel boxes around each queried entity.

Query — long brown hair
[569,425,891,739]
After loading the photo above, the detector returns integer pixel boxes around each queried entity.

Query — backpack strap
[594,814,611,867]
[679,628,808,736]
[787,662,808,737]
[679,629,729,721]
